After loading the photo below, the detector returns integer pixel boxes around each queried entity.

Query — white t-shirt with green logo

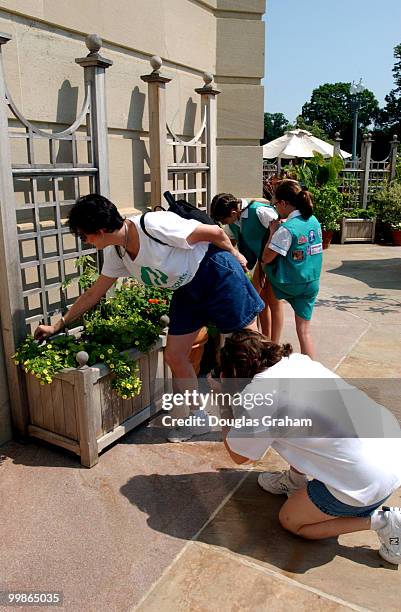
[101,212,209,290]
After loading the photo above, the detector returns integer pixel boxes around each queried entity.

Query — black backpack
[116,191,217,254]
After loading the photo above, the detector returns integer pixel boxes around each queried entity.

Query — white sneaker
[377,506,401,565]
[257,469,307,497]
[166,410,212,443]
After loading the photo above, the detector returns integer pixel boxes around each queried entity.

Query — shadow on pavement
[315,292,401,315]
[327,258,401,290]
[121,470,391,574]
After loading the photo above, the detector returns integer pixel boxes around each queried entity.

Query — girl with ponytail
[262,179,323,358]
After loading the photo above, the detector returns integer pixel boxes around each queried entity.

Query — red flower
[148,298,159,304]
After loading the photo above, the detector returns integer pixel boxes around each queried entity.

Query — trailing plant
[14,272,171,399]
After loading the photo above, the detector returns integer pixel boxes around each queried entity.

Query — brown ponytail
[275,179,313,220]
[220,330,293,379]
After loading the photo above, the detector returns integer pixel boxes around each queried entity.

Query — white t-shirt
[101,212,209,290]
[268,209,302,256]
[226,353,401,506]
[225,198,278,239]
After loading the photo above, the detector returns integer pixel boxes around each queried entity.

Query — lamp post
[349,78,366,167]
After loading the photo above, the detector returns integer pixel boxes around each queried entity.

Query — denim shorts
[169,245,265,335]
[307,479,389,517]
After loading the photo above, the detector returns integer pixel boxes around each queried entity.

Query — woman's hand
[34,324,56,342]
[233,250,248,272]
[269,219,281,235]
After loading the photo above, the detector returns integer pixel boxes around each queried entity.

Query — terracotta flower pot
[390,229,401,246]
[322,229,333,250]
[189,327,209,375]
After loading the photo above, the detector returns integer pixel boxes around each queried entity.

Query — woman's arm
[187,224,247,270]
[34,274,117,341]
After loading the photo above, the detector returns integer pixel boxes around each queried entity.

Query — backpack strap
[139,211,169,246]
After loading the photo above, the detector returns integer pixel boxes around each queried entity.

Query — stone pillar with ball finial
[75,34,113,198]
[141,56,172,209]
[333,132,342,158]
[195,73,220,211]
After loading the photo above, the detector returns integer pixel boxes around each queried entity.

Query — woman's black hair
[275,179,313,220]
[220,330,293,379]
[68,194,124,236]
[210,193,241,222]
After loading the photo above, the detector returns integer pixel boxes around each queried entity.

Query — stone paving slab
[135,541,357,612]
[0,432,246,612]
[197,460,401,612]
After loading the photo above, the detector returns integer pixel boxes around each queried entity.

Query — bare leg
[295,314,315,359]
[279,488,371,540]
[165,330,201,416]
[266,282,284,343]
[252,265,271,338]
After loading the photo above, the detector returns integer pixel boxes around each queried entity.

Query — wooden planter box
[340,217,376,244]
[23,336,170,467]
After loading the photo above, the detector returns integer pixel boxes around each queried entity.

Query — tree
[286,115,331,142]
[301,83,379,152]
[376,44,401,142]
[263,112,288,144]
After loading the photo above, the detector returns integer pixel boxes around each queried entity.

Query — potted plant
[372,181,401,245]
[13,270,172,467]
[340,206,377,244]
[309,184,343,249]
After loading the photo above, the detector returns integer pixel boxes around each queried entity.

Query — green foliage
[342,206,376,219]
[309,184,344,232]
[284,152,344,189]
[13,277,172,399]
[62,254,99,293]
[371,181,401,229]
[263,112,289,144]
[301,82,379,152]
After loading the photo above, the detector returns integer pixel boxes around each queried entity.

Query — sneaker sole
[257,473,291,496]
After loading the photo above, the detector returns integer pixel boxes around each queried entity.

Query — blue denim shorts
[307,479,389,517]
[169,245,265,335]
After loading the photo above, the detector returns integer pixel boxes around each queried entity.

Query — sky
[264,0,401,122]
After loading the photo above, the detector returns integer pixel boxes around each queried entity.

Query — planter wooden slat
[23,338,166,467]
[61,379,79,440]
[41,382,55,431]
[51,378,65,436]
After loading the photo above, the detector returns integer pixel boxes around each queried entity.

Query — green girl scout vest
[267,215,323,285]
[229,201,276,269]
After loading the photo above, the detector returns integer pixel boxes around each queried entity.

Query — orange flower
[148,298,159,304]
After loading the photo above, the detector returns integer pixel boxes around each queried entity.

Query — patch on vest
[298,235,308,244]
[310,243,323,255]
[308,229,316,243]
[292,249,305,261]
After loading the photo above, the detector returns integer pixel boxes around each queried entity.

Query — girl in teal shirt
[262,180,322,358]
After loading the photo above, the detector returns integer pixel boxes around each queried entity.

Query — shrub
[371,181,401,229]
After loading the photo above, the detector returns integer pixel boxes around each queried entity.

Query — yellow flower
[109,363,114,369]
[126,383,132,390]
[107,348,113,354]
[122,395,127,400]
[100,354,105,360]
